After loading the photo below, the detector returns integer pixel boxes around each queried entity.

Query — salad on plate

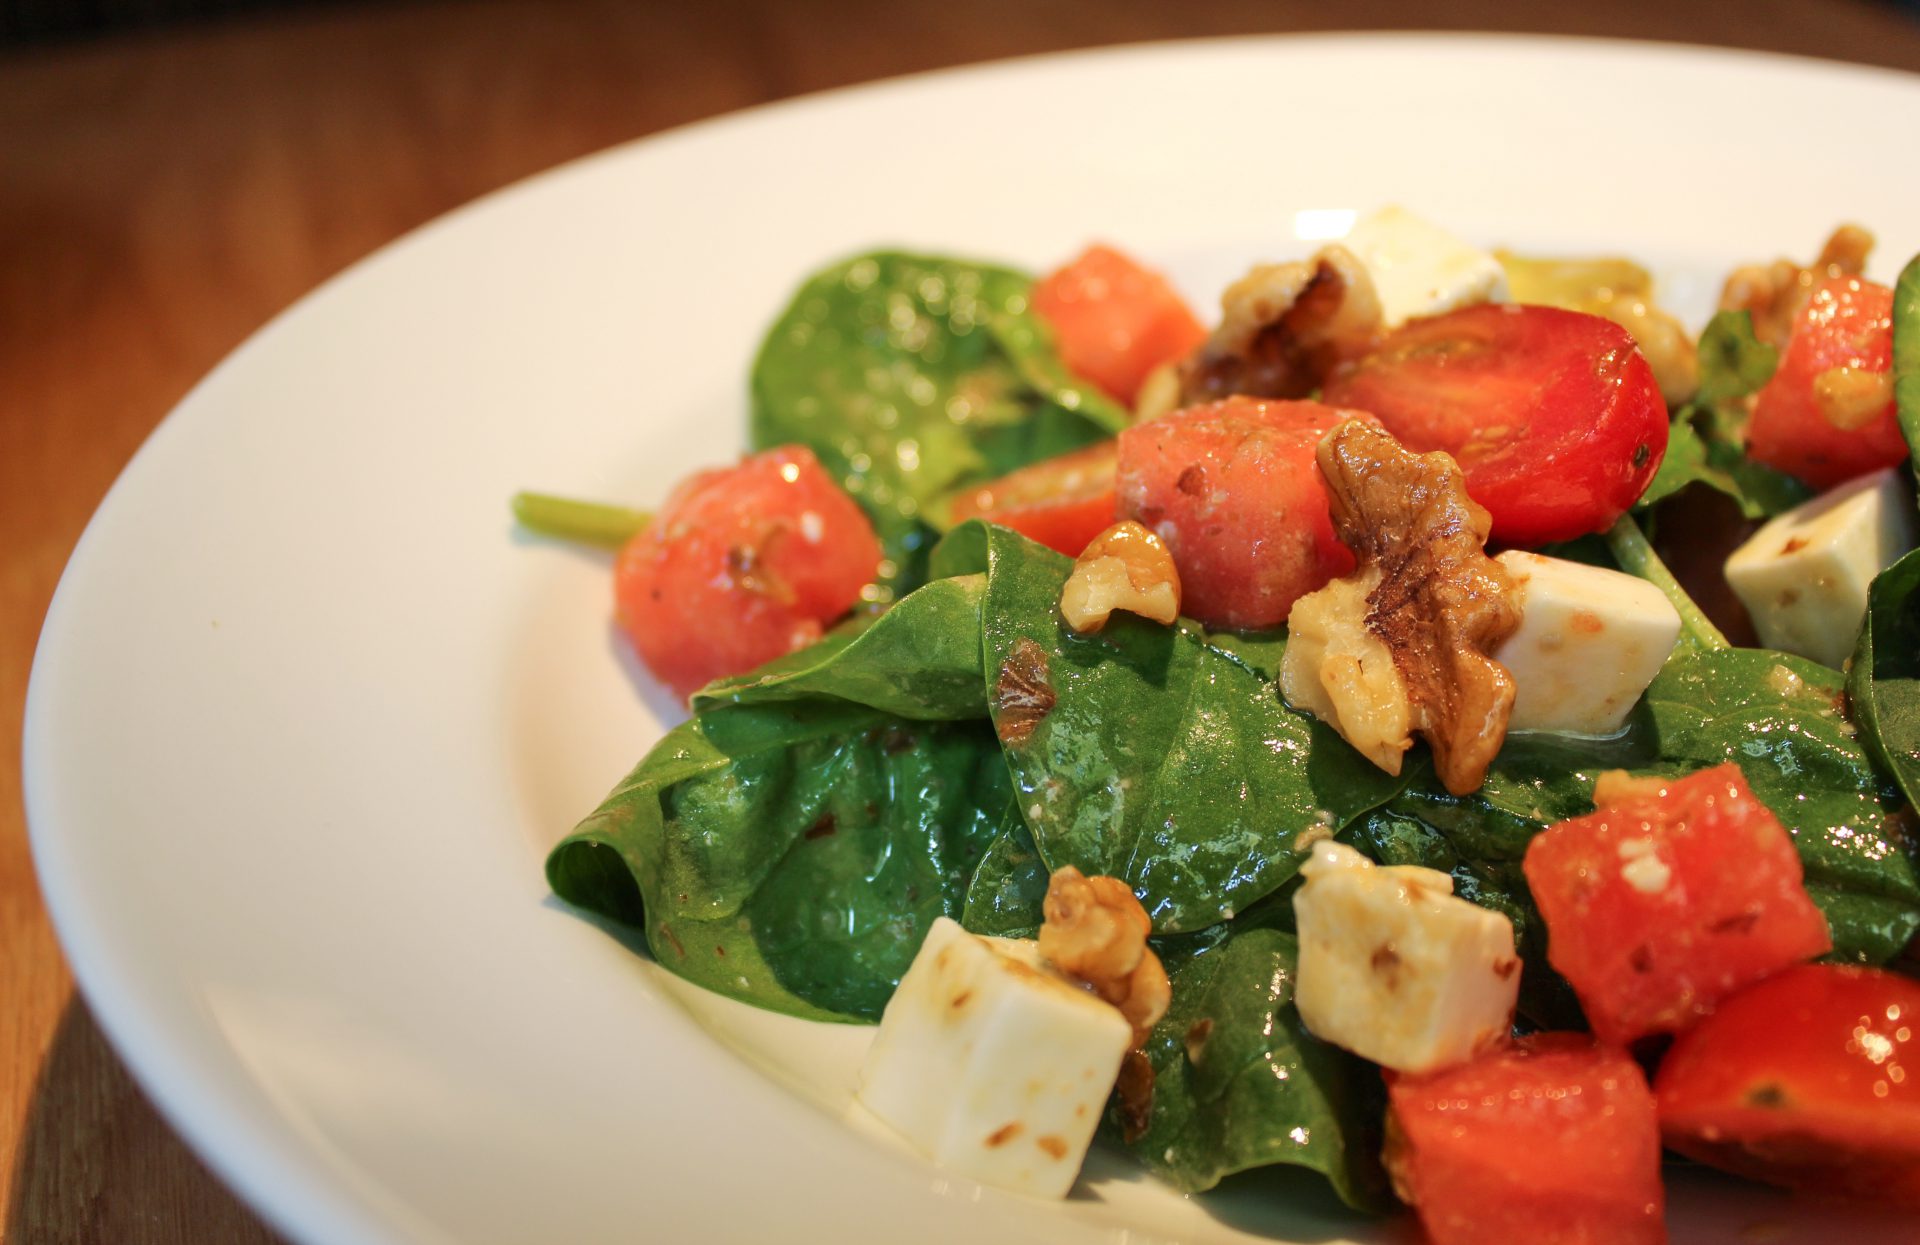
[519,207,1920,1243]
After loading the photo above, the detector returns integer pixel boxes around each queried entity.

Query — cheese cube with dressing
[1339,205,1509,327]
[1292,842,1520,1075]
[1724,467,1916,669]
[855,917,1131,1198]
[1493,551,1682,736]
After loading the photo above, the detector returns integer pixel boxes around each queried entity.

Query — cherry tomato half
[1031,244,1207,405]
[1747,276,1905,491]
[1323,303,1668,547]
[945,440,1119,556]
[614,446,880,699]
[1656,963,1920,1204]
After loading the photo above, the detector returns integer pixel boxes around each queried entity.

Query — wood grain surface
[5,1,1920,1241]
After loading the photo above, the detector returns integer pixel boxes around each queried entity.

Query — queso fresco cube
[855,917,1131,1198]
[1724,467,1915,669]
[1292,842,1521,1074]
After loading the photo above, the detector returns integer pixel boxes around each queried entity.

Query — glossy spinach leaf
[548,702,1014,1021]
[1638,311,1810,518]
[1640,647,1920,962]
[1895,254,1920,472]
[1123,916,1392,1212]
[1849,549,1920,814]
[750,251,1127,597]
[694,573,989,720]
[958,814,1050,938]
[937,521,1403,932]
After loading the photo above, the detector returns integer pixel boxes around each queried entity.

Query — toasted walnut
[1720,224,1874,349]
[1281,421,1521,796]
[1178,245,1383,405]
[1039,866,1170,1046]
[1281,569,1415,775]
[1059,521,1182,633]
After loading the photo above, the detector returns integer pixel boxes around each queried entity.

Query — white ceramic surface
[24,33,1920,1245]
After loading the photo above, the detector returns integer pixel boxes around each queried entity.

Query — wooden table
[5,1,1920,1240]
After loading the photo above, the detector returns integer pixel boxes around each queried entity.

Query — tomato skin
[1322,303,1668,547]
[1386,1033,1667,1245]
[1031,245,1207,405]
[1746,276,1905,491]
[1656,964,1920,1204]
[1115,398,1366,629]
[1522,764,1831,1046]
[946,440,1118,556]
[614,446,880,699]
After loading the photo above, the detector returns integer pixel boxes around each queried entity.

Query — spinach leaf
[958,814,1050,938]
[1124,916,1393,1212]
[938,521,1403,932]
[694,573,989,720]
[1895,254,1920,472]
[1637,311,1810,518]
[1848,549,1920,814]
[548,702,1015,1021]
[750,252,1128,597]
[1642,647,1920,962]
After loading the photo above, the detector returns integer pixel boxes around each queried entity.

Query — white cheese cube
[1493,551,1682,736]
[856,917,1131,1198]
[1292,842,1519,1075]
[1725,468,1916,669]
[1339,205,1509,326]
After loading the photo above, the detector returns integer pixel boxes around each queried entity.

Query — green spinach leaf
[1848,549,1920,814]
[1895,254,1920,474]
[938,521,1403,932]
[694,573,989,720]
[750,252,1127,597]
[1124,916,1393,1211]
[548,702,1015,1021]
[1641,648,1920,961]
[1638,311,1810,518]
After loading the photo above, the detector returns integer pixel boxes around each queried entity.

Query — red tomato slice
[1386,1033,1666,1245]
[614,446,880,699]
[1657,964,1920,1204]
[1322,304,1668,547]
[1031,244,1207,405]
[946,440,1118,556]
[1115,398,1366,630]
[1747,276,1905,490]
[1522,764,1831,1046]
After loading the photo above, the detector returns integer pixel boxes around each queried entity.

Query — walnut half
[1058,520,1182,634]
[1039,866,1169,1047]
[1177,244,1383,406]
[1279,422,1521,795]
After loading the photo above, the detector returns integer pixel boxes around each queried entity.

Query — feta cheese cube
[1292,842,1519,1075]
[1339,205,1509,327]
[1725,468,1916,669]
[856,917,1131,1198]
[1493,551,1682,735]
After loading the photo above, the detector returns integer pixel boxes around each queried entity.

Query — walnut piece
[1058,520,1182,633]
[1178,245,1383,406]
[1719,224,1874,349]
[1039,866,1170,1047]
[1280,421,1521,796]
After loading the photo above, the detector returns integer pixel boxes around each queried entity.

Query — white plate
[24,33,1920,1245]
